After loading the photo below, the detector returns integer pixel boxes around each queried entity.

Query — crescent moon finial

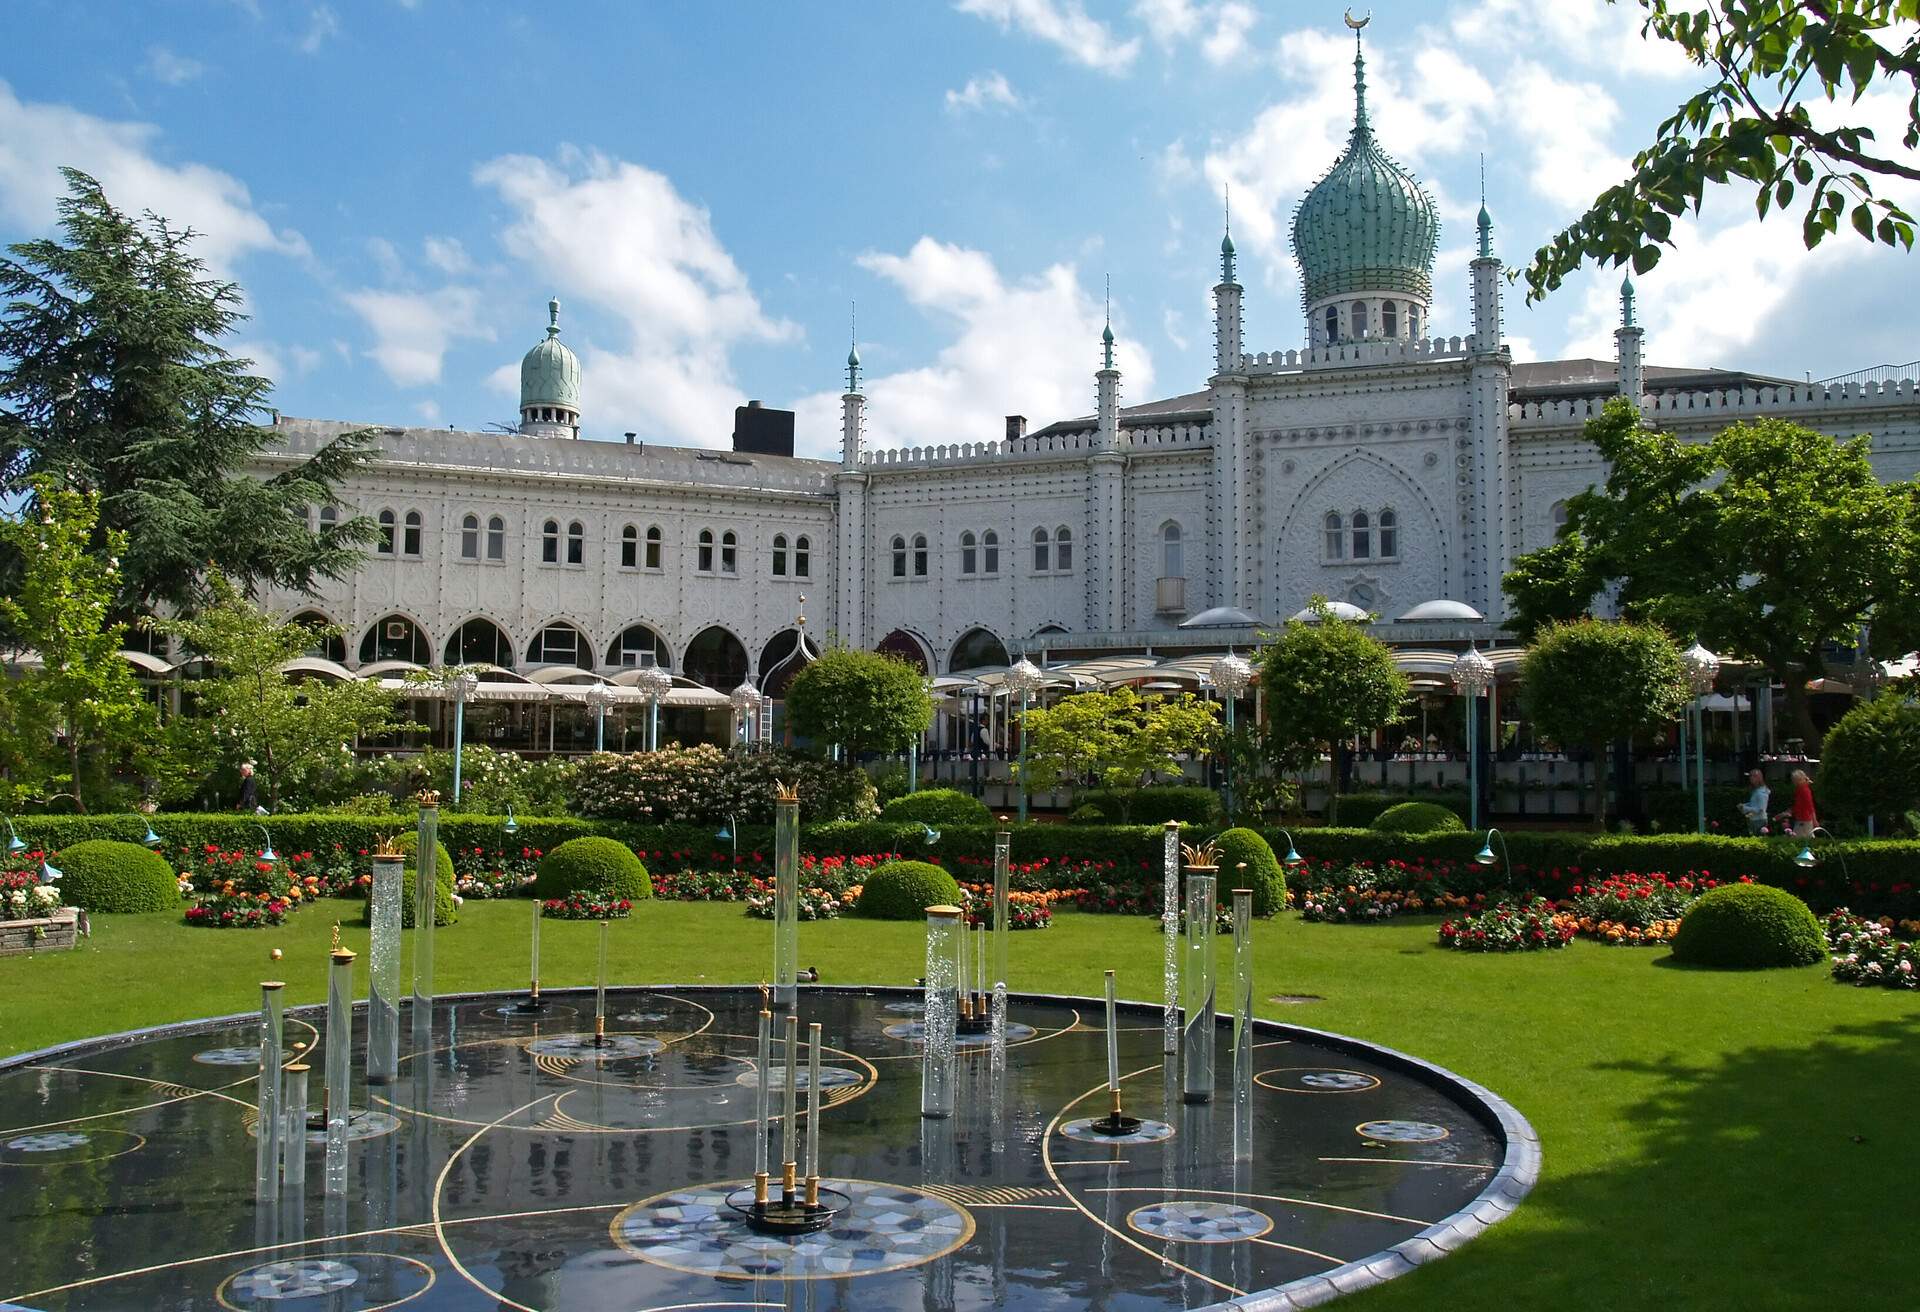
[1344,7,1371,30]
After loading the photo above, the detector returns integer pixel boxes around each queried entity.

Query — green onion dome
[520,297,581,413]
[1290,36,1439,306]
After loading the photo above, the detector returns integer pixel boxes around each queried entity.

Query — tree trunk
[1781,668,1823,759]
[67,707,86,813]
[1590,738,1609,831]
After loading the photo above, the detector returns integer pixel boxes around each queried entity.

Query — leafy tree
[152,571,406,810]
[0,479,156,810]
[1520,619,1690,829]
[782,647,933,757]
[1255,600,1409,823]
[0,169,377,625]
[1014,688,1220,820]
[1503,400,1916,751]
[1524,0,1919,302]
[1817,694,1920,830]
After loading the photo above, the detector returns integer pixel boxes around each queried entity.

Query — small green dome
[521,297,581,413]
[1290,36,1439,305]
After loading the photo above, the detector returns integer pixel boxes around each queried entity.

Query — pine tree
[0,169,377,624]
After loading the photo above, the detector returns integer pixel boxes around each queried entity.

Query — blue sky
[2,0,1914,458]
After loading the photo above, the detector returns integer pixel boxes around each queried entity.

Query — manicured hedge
[1213,828,1285,917]
[536,837,651,902]
[53,840,178,913]
[1371,801,1466,835]
[881,789,992,827]
[1671,883,1826,969]
[1326,792,1472,827]
[855,860,961,920]
[359,832,457,928]
[1076,787,1221,826]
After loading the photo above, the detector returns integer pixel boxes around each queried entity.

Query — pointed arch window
[1325,512,1345,560]
[912,534,928,577]
[698,528,715,573]
[1378,508,1397,558]
[460,514,480,560]
[1055,526,1072,571]
[566,520,585,566]
[620,524,639,570]
[1350,300,1368,339]
[376,509,396,555]
[793,534,810,579]
[1031,526,1050,573]
[541,519,560,564]
[402,510,423,557]
[1161,521,1183,578]
[486,515,506,560]
[960,530,977,576]
[317,504,338,534]
[1351,510,1372,560]
[720,530,738,575]
[1382,301,1398,338]
[644,524,662,569]
[982,529,999,575]
[891,535,907,578]
[1550,500,1570,532]
[772,533,789,577]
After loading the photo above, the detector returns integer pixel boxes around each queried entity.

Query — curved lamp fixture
[4,816,25,856]
[1473,827,1512,875]
[253,823,278,863]
[920,824,941,846]
[40,858,61,884]
[141,820,164,849]
[1274,828,1304,866]
[503,804,519,838]
[1794,827,1848,881]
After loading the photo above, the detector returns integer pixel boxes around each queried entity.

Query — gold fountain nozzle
[773,779,799,803]
[1180,839,1219,871]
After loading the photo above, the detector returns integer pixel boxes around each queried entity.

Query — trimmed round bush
[55,840,177,913]
[1371,801,1467,835]
[535,837,651,902]
[1212,828,1286,918]
[1670,883,1824,968]
[881,789,991,827]
[855,860,962,920]
[360,832,457,928]
[1067,803,1108,824]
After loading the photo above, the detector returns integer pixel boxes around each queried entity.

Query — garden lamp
[503,804,519,837]
[253,823,278,864]
[1275,828,1304,866]
[1473,827,1511,876]
[4,817,24,856]
[40,858,61,883]
[920,824,941,846]
[717,815,737,864]
[1795,827,1849,881]
[141,821,164,849]
[1793,844,1816,868]
[1005,657,1047,822]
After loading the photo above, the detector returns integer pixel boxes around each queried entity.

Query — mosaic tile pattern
[882,1020,1035,1048]
[191,1046,261,1066]
[1059,1116,1175,1145]
[1357,1119,1449,1143]
[5,1131,89,1152]
[525,1033,664,1061]
[1255,1067,1382,1093]
[733,1064,863,1091]
[614,1179,971,1279]
[1127,1201,1272,1244]
[226,1258,358,1301]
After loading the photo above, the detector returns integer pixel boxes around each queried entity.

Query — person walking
[1774,768,1817,838]
[236,761,258,813]
[1736,769,1771,835]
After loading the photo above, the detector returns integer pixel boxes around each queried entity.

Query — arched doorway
[359,615,429,665]
[525,622,594,669]
[875,629,930,674]
[606,623,671,671]
[758,629,812,699]
[290,611,346,663]
[683,626,748,690]
[948,627,1009,673]
[445,617,515,668]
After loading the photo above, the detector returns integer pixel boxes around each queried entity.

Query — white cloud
[955,0,1139,74]
[791,237,1155,458]
[1162,305,1189,352]
[415,399,441,423]
[946,71,1022,113]
[0,80,305,274]
[233,339,325,383]
[342,285,493,386]
[1199,2,1256,64]
[472,147,796,446]
[145,46,205,86]
[300,5,339,54]
[365,235,404,281]
[1502,63,1625,214]
[1448,0,1695,81]
[423,235,472,275]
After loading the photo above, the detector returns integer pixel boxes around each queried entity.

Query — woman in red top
[1775,768,1817,838]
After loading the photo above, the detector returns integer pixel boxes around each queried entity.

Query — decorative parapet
[1242,335,1481,376]
[1509,377,1920,431]
[860,418,1211,470]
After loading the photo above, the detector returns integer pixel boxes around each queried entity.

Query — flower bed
[1560,872,1733,946]
[452,844,543,899]
[1825,909,1920,989]
[959,885,1067,930]
[175,845,311,927]
[541,893,633,920]
[745,884,852,921]
[2,864,63,922]
[1438,897,1577,952]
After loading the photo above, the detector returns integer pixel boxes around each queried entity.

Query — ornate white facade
[260,38,1920,691]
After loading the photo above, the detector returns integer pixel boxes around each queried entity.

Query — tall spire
[1220,185,1236,283]
[1620,274,1637,327]
[1101,276,1115,370]
[845,301,861,393]
[1345,8,1372,136]
[1476,154,1493,259]
[546,296,561,337]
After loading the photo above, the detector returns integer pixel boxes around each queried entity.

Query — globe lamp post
[632,665,673,752]
[1004,658,1046,822]
[1681,642,1721,834]
[582,682,615,754]
[1209,652,1253,823]
[1451,647,1494,830]
[443,670,480,804]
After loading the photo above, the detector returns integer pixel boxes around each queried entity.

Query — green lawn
[5,899,1917,1310]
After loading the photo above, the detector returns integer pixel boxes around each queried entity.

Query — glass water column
[753,995,772,1207]
[410,795,440,1050]
[773,786,799,1009]
[1231,886,1255,1161]
[366,854,403,1084]
[324,941,355,1190]
[1182,870,1218,1104]
[281,1062,309,1195]
[1161,822,1181,1056]
[921,905,961,1118]
[990,827,1011,1055]
[255,980,285,1201]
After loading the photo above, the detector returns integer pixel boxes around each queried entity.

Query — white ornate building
[260,31,1920,710]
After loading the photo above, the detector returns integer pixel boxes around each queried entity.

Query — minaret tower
[1088,299,1128,630]
[1209,192,1249,617]
[518,297,582,438]
[834,311,869,649]
[1466,179,1511,621]
[1615,275,1645,400]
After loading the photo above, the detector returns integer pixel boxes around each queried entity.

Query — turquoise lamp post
[1473,828,1511,878]
[1452,647,1493,830]
[4,817,25,857]
[1209,651,1253,823]
[1005,657,1046,822]
[1681,642,1721,834]
[443,669,480,804]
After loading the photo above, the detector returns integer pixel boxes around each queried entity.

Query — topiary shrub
[1670,883,1825,968]
[1067,803,1108,825]
[535,836,651,903]
[881,789,991,827]
[1212,828,1286,917]
[360,832,457,928]
[1081,786,1220,826]
[55,839,178,913]
[1371,801,1467,835]
[856,860,962,919]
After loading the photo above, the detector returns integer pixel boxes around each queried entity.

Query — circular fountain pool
[0,987,1535,1310]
